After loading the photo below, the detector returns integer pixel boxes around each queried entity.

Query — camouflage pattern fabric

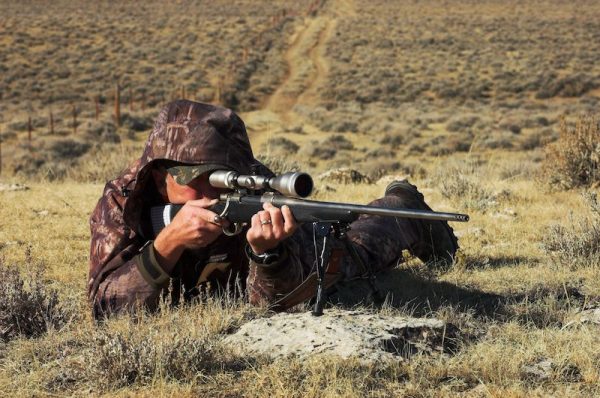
[88,100,258,316]
[247,195,422,306]
[88,100,428,318]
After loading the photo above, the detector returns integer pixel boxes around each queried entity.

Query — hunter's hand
[153,199,228,272]
[247,202,298,255]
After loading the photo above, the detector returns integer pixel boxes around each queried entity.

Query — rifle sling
[270,247,344,311]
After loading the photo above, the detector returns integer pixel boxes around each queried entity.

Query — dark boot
[384,180,459,266]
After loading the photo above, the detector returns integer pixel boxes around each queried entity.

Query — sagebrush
[544,115,600,189]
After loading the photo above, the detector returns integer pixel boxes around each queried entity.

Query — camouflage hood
[122,100,258,229]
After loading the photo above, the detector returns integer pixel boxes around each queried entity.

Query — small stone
[580,308,600,324]
[521,358,554,382]
[376,175,410,186]
[563,307,600,328]
[454,227,484,238]
[0,183,30,192]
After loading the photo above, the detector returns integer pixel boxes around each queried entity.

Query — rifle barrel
[268,196,470,223]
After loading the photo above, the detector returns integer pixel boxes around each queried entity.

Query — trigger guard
[222,222,243,236]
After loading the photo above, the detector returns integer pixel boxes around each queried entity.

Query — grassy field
[1,0,600,396]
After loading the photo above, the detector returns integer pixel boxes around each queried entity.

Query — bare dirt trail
[295,18,334,107]
[242,0,355,151]
[263,15,334,118]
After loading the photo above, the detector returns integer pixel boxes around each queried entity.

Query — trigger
[223,222,244,236]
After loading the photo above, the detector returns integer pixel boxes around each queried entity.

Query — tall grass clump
[431,160,497,211]
[83,289,260,390]
[90,322,222,388]
[542,191,600,269]
[0,255,75,342]
[543,115,600,189]
[0,290,263,393]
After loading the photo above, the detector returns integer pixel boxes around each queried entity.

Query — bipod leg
[312,222,333,316]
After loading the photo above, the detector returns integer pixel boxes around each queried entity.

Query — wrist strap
[245,244,281,266]
[136,241,171,287]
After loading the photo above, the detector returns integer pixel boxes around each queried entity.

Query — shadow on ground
[328,267,506,318]
[460,254,534,270]
[326,263,593,324]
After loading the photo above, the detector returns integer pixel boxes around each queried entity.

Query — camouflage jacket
[87,100,316,317]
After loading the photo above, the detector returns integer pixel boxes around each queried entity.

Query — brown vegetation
[544,115,600,189]
[0,255,76,343]
[1,0,600,396]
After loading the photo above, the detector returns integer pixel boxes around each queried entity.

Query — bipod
[311,221,348,316]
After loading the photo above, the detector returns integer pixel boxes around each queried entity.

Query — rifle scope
[209,170,314,198]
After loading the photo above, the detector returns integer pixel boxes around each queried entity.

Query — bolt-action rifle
[150,170,469,316]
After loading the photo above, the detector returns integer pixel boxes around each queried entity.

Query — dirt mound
[224,309,460,363]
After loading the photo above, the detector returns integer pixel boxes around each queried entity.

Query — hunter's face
[154,169,226,205]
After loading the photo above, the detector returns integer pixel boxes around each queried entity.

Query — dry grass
[542,191,600,269]
[2,0,600,396]
[1,163,600,396]
[0,0,312,180]
[543,115,600,189]
[0,254,77,343]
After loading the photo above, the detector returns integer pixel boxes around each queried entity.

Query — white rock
[521,359,554,381]
[223,309,458,363]
[454,227,484,238]
[0,183,29,192]
[579,308,600,325]
[563,307,600,328]
[376,175,410,186]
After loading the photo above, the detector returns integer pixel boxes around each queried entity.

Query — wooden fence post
[94,96,100,120]
[28,116,32,143]
[72,105,77,135]
[114,83,121,127]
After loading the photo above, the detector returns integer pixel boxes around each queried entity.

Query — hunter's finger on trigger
[195,207,228,227]
[208,213,224,226]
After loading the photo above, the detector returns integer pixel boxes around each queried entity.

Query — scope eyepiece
[209,170,313,198]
